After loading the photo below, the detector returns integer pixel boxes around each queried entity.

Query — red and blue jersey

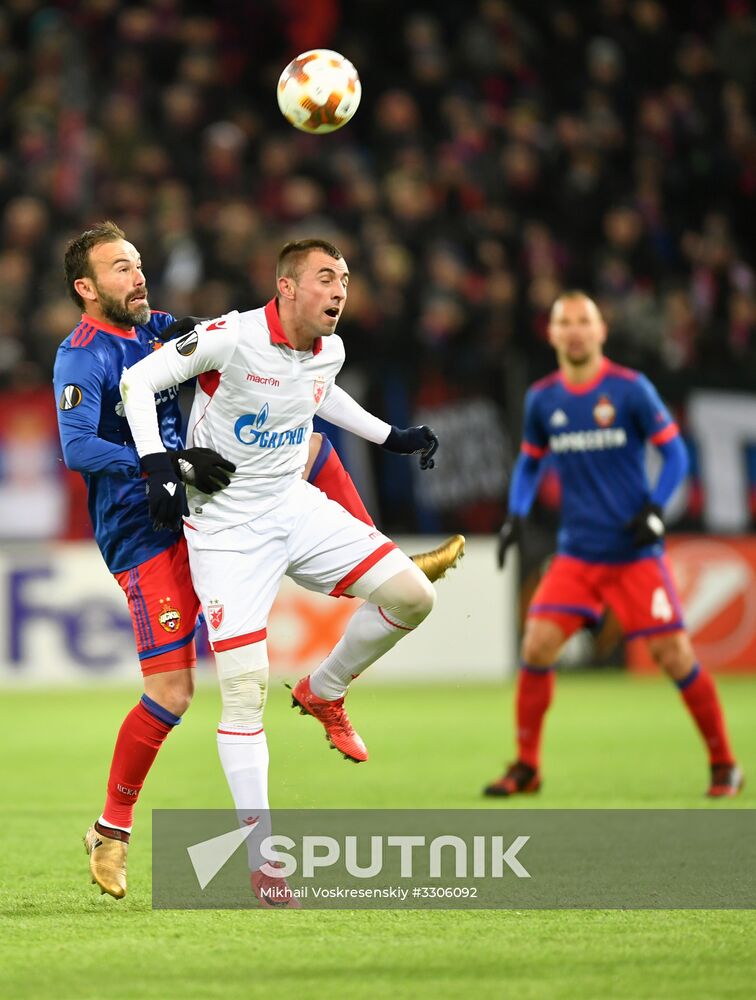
[53,311,182,573]
[510,357,686,563]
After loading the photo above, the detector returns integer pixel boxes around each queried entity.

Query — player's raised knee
[394,566,436,625]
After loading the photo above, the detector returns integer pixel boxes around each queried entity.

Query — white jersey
[121,299,370,531]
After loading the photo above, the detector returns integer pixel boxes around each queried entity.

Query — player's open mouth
[324,308,340,319]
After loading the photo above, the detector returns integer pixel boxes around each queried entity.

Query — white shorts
[184,479,411,651]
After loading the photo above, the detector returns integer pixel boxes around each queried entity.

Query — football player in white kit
[121,239,439,903]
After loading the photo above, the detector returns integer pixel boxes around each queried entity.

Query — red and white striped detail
[211,628,267,652]
[329,541,398,597]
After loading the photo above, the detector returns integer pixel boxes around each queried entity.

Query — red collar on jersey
[264,298,323,356]
[559,356,610,395]
[81,313,137,340]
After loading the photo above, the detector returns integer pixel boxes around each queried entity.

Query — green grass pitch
[1,673,755,999]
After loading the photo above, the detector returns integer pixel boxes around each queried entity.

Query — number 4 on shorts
[651,586,673,622]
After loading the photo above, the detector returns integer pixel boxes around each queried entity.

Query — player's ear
[74,276,97,303]
[277,275,295,300]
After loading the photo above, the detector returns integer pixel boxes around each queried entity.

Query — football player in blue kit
[485,291,742,799]
[54,222,235,898]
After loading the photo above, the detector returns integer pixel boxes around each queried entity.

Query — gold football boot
[84,823,129,899]
[410,534,466,583]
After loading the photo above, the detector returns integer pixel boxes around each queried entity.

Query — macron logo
[246,372,280,387]
[163,482,177,496]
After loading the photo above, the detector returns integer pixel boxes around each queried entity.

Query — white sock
[310,602,414,700]
[216,727,270,871]
[97,815,132,835]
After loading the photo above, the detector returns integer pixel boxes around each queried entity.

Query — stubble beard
[97,286,151,327]
[565,346,594,367]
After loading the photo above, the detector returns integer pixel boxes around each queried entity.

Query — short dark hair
[550,289,600,317]
[63,220,126,308]
[276,238,343,283]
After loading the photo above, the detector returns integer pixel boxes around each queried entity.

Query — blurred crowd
[1,0,755,435]
[1,0,755,405]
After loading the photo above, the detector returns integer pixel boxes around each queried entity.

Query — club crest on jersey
[593,395,616,427]
[207,600,224,630]
[158,597,181,633]
[175,330,198,356]
[59,384,83,410]
[313,378,326,404]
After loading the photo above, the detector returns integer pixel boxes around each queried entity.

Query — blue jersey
[53,311,183,573]
[517,358,680,563]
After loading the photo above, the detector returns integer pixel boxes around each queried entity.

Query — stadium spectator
[0,1,753,534]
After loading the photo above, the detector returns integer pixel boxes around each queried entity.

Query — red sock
[677,665,735,766]
[309,434,374,526]
[102,696,179,829]
[516,666,555,768]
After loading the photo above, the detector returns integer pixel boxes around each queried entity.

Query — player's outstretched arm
[317,383,439,470]
[120,312,238,457]
[120,313,239,527]
[156,316,209,341]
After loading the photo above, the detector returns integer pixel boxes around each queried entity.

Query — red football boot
[291,675,368,763]
[483,760,542,797]
[707,763,744,798]
[251,862,301,909]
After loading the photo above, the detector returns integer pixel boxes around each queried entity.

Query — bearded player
[485,291,742,799]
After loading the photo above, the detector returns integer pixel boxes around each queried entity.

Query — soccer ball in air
[277,49,361,134]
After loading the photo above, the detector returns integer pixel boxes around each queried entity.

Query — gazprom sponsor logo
[549,427,627,453]
[234,403,307,448]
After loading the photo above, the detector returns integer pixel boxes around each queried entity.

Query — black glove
[159,316,209,341]
[383,425,439,470]
[169,448,236,494]
[141,452,189,531]
[496,515,521,570]
[626,502,665,546]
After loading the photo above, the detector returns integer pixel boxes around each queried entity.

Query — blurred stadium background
[2,0,756,682]
[1,2,755,997]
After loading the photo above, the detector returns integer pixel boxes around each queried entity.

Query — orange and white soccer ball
[277,49,361,134]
